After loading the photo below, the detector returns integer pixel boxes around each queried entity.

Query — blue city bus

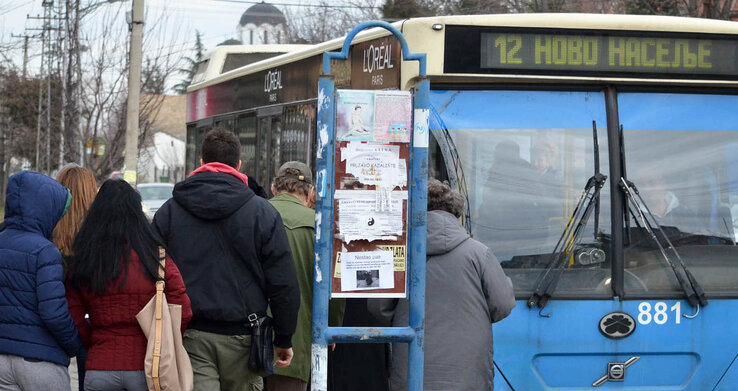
[186,14,738,390]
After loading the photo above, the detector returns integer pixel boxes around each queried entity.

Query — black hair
[68,180,162,294]
[202,127,240,169]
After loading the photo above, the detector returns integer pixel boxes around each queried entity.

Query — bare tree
[285,0,383,44]
[75,3,187,180]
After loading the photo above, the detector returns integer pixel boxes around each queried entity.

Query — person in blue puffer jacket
[0,171,82,390]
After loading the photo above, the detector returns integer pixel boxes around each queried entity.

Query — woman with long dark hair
[66,180,192,391]
[53,165,97,391]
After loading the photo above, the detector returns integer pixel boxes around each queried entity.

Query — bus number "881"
[637,302,682,325]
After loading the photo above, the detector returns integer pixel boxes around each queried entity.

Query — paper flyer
[340,251,395,291]
[378,245,407,272]
[336,90,412,143]
[336,90,375,141]
[337,195,404,243]
[341,142,402,187]
[335,245,406,278]
[373,91,412,143]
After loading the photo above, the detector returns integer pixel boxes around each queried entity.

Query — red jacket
[66,252,192,371]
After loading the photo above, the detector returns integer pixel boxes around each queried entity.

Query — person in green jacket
[266,161,345,391]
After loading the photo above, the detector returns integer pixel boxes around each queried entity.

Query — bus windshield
[431,89,738,297]
[431,90,612,296]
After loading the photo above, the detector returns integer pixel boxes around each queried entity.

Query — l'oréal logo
[363,43,394,73]
[264,69,283,93]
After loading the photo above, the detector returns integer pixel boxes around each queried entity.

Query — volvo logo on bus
[593,357,640,387]
[599,312,636,339]
[608,363,624,379]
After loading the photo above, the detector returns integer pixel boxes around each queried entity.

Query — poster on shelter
[341,142,402,187]
[337,90,375,141]
[337,194,404,243]
[373,91,412,143]
[340,250,395,291]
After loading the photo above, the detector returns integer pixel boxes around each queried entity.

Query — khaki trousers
[183,329,263,391]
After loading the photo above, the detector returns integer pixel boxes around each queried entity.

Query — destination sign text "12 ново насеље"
[479,32,738,77]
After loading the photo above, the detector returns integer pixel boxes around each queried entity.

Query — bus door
[256,106,283,191]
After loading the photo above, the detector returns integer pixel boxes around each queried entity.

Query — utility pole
[124,0,144,186]
[9,34,32,79]
[58,0,67,168]
[0,91,7,206]
[22,36,29,78]
[33,15,47,171]
[28,1,57,174]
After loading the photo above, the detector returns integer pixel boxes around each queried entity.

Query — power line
[208,0,379,10]
[0,0,35,16]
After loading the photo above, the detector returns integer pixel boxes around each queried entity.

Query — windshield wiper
[620,179,707,308]
[528,122,606,311]
[527,173,606,311]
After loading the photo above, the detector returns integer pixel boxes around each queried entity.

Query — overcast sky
[0,0,320,74]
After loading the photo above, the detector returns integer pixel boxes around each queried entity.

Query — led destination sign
[444,26,738,79]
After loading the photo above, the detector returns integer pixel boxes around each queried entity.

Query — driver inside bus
[635,168,700,233]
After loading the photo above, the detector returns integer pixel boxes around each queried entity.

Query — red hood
[189,162,249,185]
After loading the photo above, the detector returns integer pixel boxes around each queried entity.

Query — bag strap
[212,221,266,328]
[152,247,166,391]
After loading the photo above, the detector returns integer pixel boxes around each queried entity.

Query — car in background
[137,183,174,220]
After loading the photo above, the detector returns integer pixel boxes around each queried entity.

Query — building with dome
[237,1,288,45]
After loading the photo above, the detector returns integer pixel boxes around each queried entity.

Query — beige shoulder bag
[136,248,193,391]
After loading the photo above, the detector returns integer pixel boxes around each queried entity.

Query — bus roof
[192,44,312,85]
[188,14,738,92]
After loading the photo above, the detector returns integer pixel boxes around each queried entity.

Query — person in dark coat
[153,128,300,390]
[0,171,82,390]
[369,179,516,391]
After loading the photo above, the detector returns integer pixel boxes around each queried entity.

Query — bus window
[271,117,282,182]
[186,124,197,175]
[620,92,738,295]
[195,126,207,162]
[428,133,449,183]
[282,105,313,164]
[430,89,611,296]
[214,116,234,133]
[257,116,273,186]
[236,113,257,178]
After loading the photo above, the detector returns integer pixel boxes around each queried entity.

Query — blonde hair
[53,166,97,260]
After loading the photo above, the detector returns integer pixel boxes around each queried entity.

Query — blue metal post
[311,74,336,389]
[312,20,428,391]
[407,77,429,391]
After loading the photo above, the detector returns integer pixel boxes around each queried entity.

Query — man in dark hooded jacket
[0,171,82,390]
[153,128,299,390]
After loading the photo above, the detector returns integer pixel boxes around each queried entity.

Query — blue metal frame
[312,21,429,391]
